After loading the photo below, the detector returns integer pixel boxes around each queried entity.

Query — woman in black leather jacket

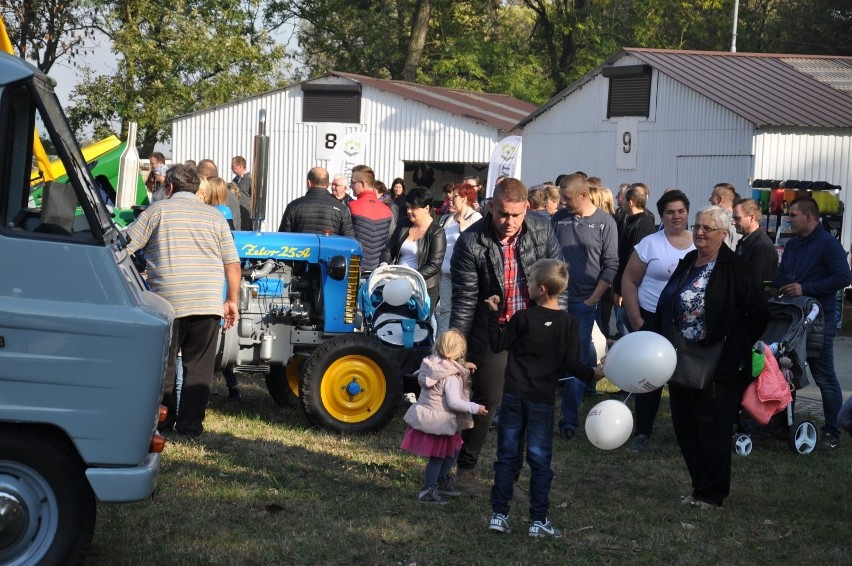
[382,187,447,316]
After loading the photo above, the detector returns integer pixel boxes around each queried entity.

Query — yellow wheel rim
[286,355,305,398]
[320,354,387,423]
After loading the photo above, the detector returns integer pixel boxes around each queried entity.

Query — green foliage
[55,0,852,152]
[67,0,288,155]
[269,0,416,80]
[759,0,852,55]
[1,0,94,72]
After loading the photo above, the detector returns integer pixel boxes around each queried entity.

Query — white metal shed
[171,72,535,231]
[518,48,852,253]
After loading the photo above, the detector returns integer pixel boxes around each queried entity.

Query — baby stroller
[733,295,823,456]
[358,265,435,397]
[359,264,433,348]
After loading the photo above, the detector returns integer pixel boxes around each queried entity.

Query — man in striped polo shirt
[126,163,241,438]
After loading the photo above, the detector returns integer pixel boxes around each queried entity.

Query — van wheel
[265,356,304,409]
[302,335,400,433]
[0,429,95,566]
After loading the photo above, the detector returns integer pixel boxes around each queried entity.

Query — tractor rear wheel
[301,335,400,433]
[265,356,304,409]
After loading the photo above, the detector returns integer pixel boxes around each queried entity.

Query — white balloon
[603,331,677,393]
[382,277,414,306]
[585,400,633,450]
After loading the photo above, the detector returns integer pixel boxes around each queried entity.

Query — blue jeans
[559,301,597,432]
[839,396,852,435]
[613,304,628,337]
[491,392,554,522]
[808,323,842,436]
[435,274,452,337]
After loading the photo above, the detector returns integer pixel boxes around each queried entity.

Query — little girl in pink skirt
[401,329,487,504]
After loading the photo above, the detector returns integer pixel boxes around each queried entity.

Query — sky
[47,25,298,157]
[50,33,116,110]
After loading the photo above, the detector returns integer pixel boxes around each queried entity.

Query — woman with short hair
[657,205,768,508]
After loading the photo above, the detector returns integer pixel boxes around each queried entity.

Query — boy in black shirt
[486,258,603,537]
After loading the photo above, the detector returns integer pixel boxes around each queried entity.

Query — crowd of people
[133,156,851,535]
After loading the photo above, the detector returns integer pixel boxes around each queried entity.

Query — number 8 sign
[316,123,346,161]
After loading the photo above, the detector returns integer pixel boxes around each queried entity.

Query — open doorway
[402,161,488,201]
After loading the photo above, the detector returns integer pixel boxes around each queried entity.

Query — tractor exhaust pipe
[251,109,270,232]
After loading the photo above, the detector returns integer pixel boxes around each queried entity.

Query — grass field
[84,375,851,565]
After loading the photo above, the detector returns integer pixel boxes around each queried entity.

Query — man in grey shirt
[551,173,618,440]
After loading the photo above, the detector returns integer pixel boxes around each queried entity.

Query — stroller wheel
[788,419,818,454]
[732,433,753,456]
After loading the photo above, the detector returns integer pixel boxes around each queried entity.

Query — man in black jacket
[732,198,778,284]
[450,178,561,496]
[278,167,354,236]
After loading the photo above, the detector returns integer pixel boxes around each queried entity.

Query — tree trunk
[400,0,432,81]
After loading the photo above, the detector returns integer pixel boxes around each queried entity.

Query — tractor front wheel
[301,335,400,433]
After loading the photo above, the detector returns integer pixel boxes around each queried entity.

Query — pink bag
[741,344,792,425]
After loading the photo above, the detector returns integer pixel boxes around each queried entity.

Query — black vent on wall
[603,65,652,118]
[302,83,362,123]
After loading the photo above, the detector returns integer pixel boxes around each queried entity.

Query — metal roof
[173,71,537,133]
[327,71,537,133]
[519,48,852,129]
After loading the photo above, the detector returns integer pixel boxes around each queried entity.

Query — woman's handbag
[667,328,723,390]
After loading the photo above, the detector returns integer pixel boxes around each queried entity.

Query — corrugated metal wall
[521,57,755,215]
[753,127,852,252]
[172,79,501,231]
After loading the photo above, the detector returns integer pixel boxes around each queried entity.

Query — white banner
[328,131,369,181]
[485,135,522,198]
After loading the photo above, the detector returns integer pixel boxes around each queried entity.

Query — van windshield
[31,77,114,238]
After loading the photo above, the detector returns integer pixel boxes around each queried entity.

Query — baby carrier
[358,264,434,348]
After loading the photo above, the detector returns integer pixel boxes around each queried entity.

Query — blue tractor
[218,232,433,433]
[216,111,433,433]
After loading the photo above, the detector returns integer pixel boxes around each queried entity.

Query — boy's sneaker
[489,513,511,534]
[417,486,447,505]
[437,475,461,497]
[816,432,840,450]
[529,519,562,538]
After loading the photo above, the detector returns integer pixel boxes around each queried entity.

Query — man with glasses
[732,198,777,283]
[347,164,395,277]
[330,174,353,205]
[772,197,851,450]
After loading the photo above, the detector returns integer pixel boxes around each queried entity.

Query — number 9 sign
[616,119,637,170]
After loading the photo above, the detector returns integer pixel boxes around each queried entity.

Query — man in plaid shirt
[450,178,561,497]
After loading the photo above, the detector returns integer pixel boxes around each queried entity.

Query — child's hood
[417,355,469,388]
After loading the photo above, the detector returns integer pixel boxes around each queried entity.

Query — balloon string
[622,393,632,404]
